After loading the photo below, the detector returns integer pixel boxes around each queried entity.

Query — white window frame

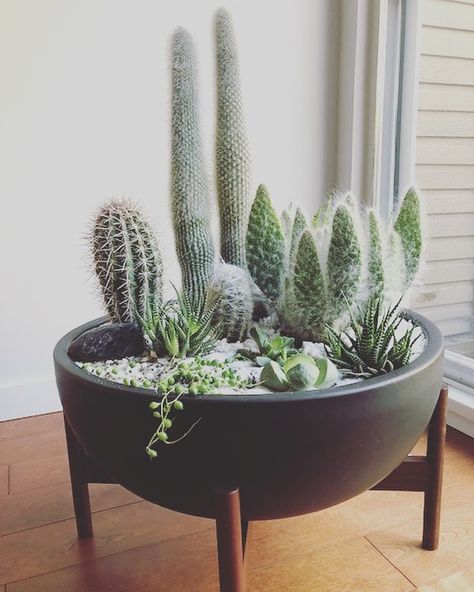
[336,0,474,437]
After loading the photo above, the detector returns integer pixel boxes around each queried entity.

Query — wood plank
[0,501,212,585]
[0,481,140,536]
[417,112,474,137]
[6,527,219,592]
[0,412,63,442]
[0,428,66,465]
[419,55,474,86]
[423,0,474,32]
[418,83,474,112]
[416,567,474,591]
[0,465,8,497]
[428,213,474,237]
[416,164,474,189]
[417,139,474,165]
[426,236,474,260]
[422,27,474,59]
[10,453,70,494]
[412,281,474,307]
[423,190,474,213]
[248,537,414,592]
[422,259,474,284]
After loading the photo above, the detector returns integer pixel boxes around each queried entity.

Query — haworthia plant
[171,27,215,308]
[367,210,384,297]
[394,187,422,287]
[246,184,285,301]
[326,204,362,321]
[91,199,163,323]
[293,230,327,339]
[215,8,252,267]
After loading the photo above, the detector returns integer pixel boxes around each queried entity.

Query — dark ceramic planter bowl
[54,311,443,521]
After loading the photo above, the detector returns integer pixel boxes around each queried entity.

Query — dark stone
[68,322,145,362]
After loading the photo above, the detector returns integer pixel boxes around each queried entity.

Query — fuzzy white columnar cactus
[171,28,215,308]
[215,8,252,267]
[208,263,266,342]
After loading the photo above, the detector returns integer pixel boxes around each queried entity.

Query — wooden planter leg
[422,385,448,550]
[64,418,93,539]
[215,485,247,592]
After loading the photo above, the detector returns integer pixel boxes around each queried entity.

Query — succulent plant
[394,187,423,287]
[246,184,285,301]
[140,287,221,359]
[238,327,297,366]
[325,294,420,378]
[215,8,252,267]
[171,27,215,308]
[326,203,362,322]
[91,199,163,324]
[367,210,384,297]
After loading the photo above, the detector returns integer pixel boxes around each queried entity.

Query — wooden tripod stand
[65,386,448,592]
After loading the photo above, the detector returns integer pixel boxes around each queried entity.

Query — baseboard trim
[0,378,61,421]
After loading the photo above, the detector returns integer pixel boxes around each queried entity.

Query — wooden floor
[0,413,473,591]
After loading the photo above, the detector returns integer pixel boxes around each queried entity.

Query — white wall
[0,0,340,419]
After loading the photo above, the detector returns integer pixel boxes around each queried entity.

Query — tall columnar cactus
[293,230,327,339]
[326,204,362,321]
[367,210,384,297]
[289,207,307,267]
[394,187,422,287]
[215,8,252,267]
[208,263,264,342]
[91,199,163,323]
[246,184,285,301]
[171,28,215,308]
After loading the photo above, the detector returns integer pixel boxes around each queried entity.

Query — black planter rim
[54,310,444,405]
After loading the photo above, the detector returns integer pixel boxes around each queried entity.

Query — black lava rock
[68,322,145,362]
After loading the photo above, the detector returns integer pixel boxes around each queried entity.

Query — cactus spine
[246,184,285,301]
[171,28,215,308]
[367,210,384,297]
[326,204,362,320]
[394,187,422,287]
[293,230,327,339]
[215,8,252,267]
[91,199,163,323]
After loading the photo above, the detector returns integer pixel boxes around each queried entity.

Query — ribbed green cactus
[293,230,327,339]
[91,199,163,323]
[246,184,285,301]
[208,263,263,342]
[326,204,362,321]
[394,187,422,287]
[171,27,215,308]
[215,8,252,267]
[289,207,307,267]
[367,210,384,297]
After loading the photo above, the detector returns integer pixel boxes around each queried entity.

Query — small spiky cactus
[215,8,252,267]
[246,184,285,301]
[208,263,265,342]
[367,210,384,297]
[288,207,307,268]
[326,204,362,321]
[171,27,215,308]
[91,199,163,323]
[394,187,422,287]
[293,230,327,339]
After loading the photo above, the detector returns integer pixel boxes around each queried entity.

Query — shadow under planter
[54,311,445,592]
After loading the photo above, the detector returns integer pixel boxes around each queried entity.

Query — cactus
[367,210,384,297]
[215,8,252,267]
[171,28,215,308]
[293,230,327,339]
[326,204,362,321]
[288,207,307,268]
[312,197,332,229]
[246,184,285,301]
[394,187,422,287]
[207,263,265,342]
[91,199,163,323]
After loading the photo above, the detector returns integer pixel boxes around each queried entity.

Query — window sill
[444,378,474,438]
